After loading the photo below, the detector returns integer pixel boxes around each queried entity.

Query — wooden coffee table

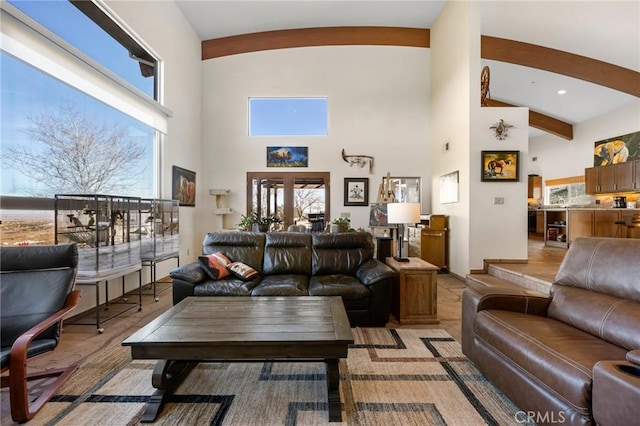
[122,296,354,422]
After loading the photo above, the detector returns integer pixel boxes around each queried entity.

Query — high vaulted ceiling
[176,1,640,139]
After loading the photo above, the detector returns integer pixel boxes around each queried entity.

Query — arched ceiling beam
[481,35,640,98]
[202,27,429,60]
[485,99,573,140]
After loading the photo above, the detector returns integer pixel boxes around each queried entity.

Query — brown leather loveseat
[171,231,395,326]
[462,237,640,425]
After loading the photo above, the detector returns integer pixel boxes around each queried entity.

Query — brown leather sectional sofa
[170,231,395,326]
[462,237,640,426]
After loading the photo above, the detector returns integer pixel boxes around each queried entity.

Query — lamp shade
[387,203,420,224]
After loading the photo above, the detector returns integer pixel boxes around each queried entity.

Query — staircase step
[466,273,522,289]
[487,263,552,295]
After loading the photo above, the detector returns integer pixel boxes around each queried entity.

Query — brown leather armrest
[461,284,549,359]
[467,283,551,316]
[627,349,640,365]
[593,354,640,425]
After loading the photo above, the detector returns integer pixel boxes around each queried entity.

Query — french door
[246,172,330,231]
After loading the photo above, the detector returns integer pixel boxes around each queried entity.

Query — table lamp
[387,202,420,262]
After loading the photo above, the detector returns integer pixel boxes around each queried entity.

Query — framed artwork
[381,176,420,203]
[440,171,459,204]
[266,146,309,167]
[593,131,639,166]
[369,203,390,227]
[172,166,196,207]
[344,178,368,206]
[481,151,520,182]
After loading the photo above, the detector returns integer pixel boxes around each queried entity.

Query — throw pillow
[227,262,259,281]
[198,252,231,280]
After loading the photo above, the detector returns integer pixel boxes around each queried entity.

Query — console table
[385,257,439,324]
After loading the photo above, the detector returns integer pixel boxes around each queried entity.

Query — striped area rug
[32,328,526,425]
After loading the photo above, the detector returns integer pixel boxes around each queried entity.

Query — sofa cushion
[198,252,231,279]
[194,277,261,296]
[548,286,640,350]
[202,232,265,275]
[474,309,628,413]
[554,238,640,302]
[227,262,259,281]
[262,232,312,276]
[549,238,640,350]
[311,233,374,276]
[308,275,369,310]
[251,275,309,296]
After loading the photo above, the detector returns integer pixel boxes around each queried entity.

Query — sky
[1,0,155,197]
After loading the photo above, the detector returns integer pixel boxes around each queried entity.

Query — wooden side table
[385,257,439,324]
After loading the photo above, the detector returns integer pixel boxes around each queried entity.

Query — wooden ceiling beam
[200,27,635,139]
[202,27,429,60]
[485,99,574,140]
[482,35,640,98]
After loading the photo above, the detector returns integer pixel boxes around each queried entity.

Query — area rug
[33,328,525,425]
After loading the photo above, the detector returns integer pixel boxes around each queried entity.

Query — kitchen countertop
[530,207,640,211]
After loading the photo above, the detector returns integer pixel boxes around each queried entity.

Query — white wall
[530,102,640,181]
[430,1,473,277]
[200,45,431,239]
[469,107,529,269]
[431,2,528,275]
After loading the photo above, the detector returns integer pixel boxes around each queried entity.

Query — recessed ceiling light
[558,89,567,95]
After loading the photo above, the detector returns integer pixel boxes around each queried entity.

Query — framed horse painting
[481,151,519,182]
[172,166,196,206]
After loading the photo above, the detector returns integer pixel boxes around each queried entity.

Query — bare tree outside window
[294,188,323,222]
[2,104,147,196]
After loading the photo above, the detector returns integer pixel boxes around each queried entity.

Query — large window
[0,1,167,246]
[8,0,156,98]
[249,97,328,136]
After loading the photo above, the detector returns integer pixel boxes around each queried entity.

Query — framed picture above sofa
[344,178,368,206]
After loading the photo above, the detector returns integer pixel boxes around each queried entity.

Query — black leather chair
[1,244,81,423]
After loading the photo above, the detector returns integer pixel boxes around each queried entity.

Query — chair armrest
[356,259,395,286]
[9,290,81,366]
[461,283,549,359]
[464,283,551,315]
[355,259,395,326]
[593,352,640,425]
[169,262,206,284]
[627,349,640,365]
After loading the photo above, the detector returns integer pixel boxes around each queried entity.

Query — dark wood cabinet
[420,215,448,270]
[528,175,542,199]
[586,160,640,194]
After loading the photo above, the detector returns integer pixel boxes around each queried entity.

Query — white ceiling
[176,0,640,139]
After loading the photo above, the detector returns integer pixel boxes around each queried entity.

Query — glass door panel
[247,172,330,231]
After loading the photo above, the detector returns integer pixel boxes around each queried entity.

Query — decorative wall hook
[341,149,374,173]
[490,119,513,140]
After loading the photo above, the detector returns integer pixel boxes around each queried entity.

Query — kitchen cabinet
[567,210,593,244]
[528,175,542,199]
[545,209,568,248]
[536,211,545,234]
[594,210,623,237]
[585,160,640,194]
